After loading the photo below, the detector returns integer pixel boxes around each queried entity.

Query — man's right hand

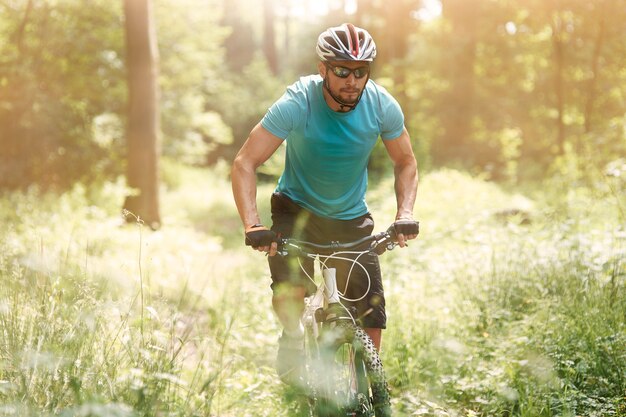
[244,224,278,255]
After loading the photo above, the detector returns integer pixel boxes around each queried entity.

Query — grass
[379,170,626,417]
[0,165,624,416]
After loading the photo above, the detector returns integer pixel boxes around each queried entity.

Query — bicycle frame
[302,261,372,416]
[279,241,390,415]
[302,267,339,341]
[277,221,418,417]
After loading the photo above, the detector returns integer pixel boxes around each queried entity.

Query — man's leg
[272,283,306,335]
[270,282,309,383]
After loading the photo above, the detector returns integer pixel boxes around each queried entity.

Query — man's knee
[271,283,306,332]
[272,282,307,302]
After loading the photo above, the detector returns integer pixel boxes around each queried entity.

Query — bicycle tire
[305,321,392,417]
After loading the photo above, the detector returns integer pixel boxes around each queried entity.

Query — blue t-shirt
[261,75,404,220]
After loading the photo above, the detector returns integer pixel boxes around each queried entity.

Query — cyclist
[231,23,418,383]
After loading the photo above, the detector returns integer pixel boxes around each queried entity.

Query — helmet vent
[346,23,359,57]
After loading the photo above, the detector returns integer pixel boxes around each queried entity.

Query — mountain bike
[276,220,419,417]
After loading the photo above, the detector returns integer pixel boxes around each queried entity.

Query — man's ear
[318,61,326,77]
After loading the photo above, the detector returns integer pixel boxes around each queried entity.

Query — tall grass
[380,170,626,417]
[0,166,624,416]
[0,177,275,416]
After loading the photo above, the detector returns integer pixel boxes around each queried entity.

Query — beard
[322,75,366,111]
[337,88,361,104]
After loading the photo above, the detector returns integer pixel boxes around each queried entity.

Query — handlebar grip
[245,229,276,247]
[389,220,420,239]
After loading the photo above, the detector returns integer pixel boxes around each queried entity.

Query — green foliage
[3,0,626,190]
[378,169,625,417]
[155,0,232,165]
[365,0,626,180]
[0,0,126,189]
[0,172,261,416]
[1,168,624,416]
[0,0,232,189]
[206,55,286,164]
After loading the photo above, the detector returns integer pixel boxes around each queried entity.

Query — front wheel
[309,321,391,417]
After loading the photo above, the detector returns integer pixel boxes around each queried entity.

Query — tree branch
[14,0,34,55]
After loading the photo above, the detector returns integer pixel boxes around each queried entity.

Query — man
[231,23,418,381]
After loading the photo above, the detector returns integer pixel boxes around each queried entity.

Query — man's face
[318,60,370,105]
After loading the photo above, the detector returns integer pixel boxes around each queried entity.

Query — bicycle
[276,220,419,417]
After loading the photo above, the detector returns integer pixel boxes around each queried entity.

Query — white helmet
[316,23,377,62]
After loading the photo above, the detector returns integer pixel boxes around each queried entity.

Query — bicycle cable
[295,249,373,325]
[316,251,372,303]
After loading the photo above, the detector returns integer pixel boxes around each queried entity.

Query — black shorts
[268,192,386,329]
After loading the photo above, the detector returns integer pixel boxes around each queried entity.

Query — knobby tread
[306,321,391,417]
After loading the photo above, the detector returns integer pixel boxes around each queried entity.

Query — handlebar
[277,221,419,257]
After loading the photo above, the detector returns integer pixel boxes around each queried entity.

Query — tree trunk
[584,3,607,134]
[382,0,413,62]
[263,0,278,75]
[123,0,161,229]
[354,0,375,27]
[382,0,416,113]
[433,0,479,165]
[551,14,566,156]
[13,0,34,54]
[283,1,290,67]
[0,0,34,188]
[222,0,254,71]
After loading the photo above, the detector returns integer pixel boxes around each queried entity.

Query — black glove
[245,225,276,247]
[389,220,420,240]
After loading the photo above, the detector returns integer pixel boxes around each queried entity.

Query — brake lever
[371,233,397,255]
[276,239,290,257]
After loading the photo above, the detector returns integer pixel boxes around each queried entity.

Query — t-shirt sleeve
[380,93,405,140]
[261,84,303,140]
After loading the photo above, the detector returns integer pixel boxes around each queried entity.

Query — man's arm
[383,126,419,247]
[231,122,283,253]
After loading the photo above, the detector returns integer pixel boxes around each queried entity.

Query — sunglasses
[326,63,370,79]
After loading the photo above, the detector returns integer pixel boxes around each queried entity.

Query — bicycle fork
[323,267,340,304]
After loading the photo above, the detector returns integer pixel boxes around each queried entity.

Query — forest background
[0,0,625,416]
